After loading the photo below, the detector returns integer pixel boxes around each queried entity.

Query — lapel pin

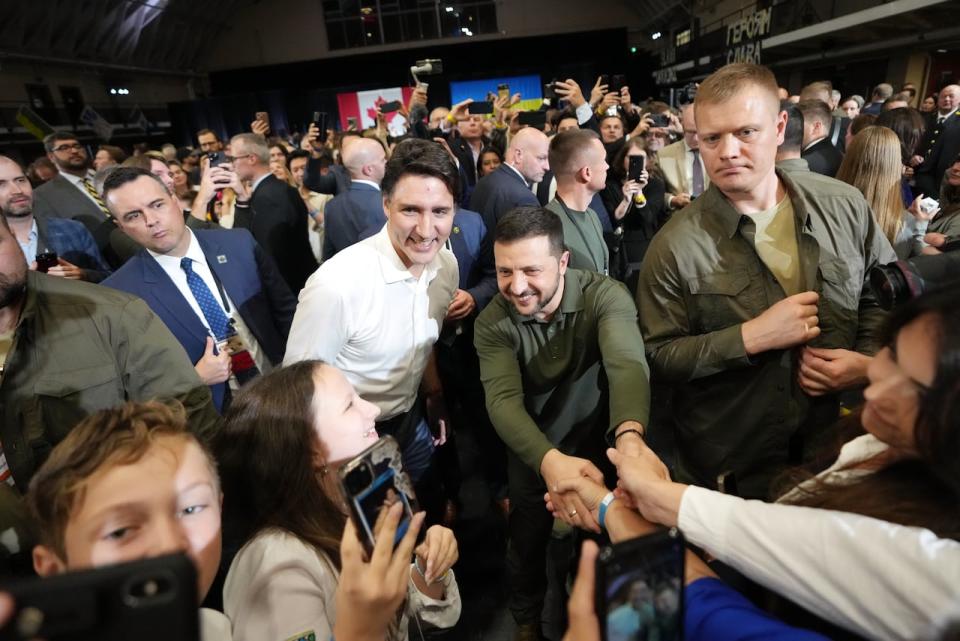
[217,255,227,264]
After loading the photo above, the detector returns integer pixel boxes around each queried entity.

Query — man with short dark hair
[232,133,318,293]
[102,167,295,412]
[284,139,459,484]
[775,103,808,173]
[0,156,109,282]
[545,129,609,274]
[598,114,625,145]
[638,63,895,499]
[196,129,223,153]
[798,99,844,177]
[475,205,650,641]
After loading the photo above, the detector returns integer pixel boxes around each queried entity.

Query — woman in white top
[216,360,462,641]
[552,286,960,640]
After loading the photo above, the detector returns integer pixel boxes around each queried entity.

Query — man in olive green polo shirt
[475,206,650,640]
[637,63,896,499]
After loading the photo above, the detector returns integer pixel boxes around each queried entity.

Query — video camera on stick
[410,58,443,89]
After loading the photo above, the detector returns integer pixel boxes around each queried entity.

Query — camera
[677,82,698,105]
[410,58,443,87]
[342,461,373,495]
[869,247,960,310]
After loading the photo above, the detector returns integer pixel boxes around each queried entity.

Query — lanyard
[201,257,232,315]
[556,196,607,275]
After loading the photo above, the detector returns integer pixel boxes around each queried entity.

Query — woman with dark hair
[875,106,928,204]
[929,154,960,238]
[218,361,461,641]
[844,112,877,149]
[476,146,502,178]
[555,285,960,641]
[167,159,196,214]
[599,136,670,277]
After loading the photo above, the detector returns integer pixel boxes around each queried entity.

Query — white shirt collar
[59,170,95,187]
[251,172,271,193]
[503,162,528,186]
[802,137,827,152]
[351,179,381,191]
[371,224,440,285]
[148,227,201,265]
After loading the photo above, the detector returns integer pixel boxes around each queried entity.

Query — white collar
[251,172,271,193]
[503,162,528,186]
[802,137,827,152]
[351,179,381,191]
[59,170,95,186]
[147,227,201,264]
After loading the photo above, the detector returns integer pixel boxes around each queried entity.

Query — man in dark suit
[322,137,387,260]
[230,133,318,293]
[101,167,296,413]
[469,127,550,233]
[798,99,844,177]
[31,132,136,268]
[915,85,960,197]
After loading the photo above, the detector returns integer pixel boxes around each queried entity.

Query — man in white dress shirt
[284,139,459,490]
[657,102,708,210]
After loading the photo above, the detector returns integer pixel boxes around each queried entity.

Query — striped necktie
[80,177,111,216]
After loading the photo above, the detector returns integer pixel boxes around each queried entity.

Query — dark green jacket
[475,268,650,472]
[0,271,220,492]
[637,169,896,497]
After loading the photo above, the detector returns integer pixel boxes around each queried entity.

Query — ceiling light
[652,31,662,40]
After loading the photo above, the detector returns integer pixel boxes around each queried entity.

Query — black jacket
[801,138,844,178]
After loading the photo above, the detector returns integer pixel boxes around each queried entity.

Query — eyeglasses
[52,143,84,153]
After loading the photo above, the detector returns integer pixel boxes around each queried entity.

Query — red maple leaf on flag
[366,96,387,124]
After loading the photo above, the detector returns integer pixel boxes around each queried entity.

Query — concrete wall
[204,0,641,71]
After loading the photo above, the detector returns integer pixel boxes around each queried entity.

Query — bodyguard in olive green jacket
[0,271,220,493]
[637,63,897,499]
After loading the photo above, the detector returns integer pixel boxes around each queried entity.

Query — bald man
[468,127,550,233]
[321,137,388,260]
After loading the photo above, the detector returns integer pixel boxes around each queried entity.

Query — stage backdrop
[449,74,543,111]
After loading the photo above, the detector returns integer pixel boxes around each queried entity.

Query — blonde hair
[835,126,904,243]
[695,63,780,113]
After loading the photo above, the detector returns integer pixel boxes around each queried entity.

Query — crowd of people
[0,59,958,641]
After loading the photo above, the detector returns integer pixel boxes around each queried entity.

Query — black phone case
[595,529,685,641]
[628,156,645,181]
[0,553,198,641]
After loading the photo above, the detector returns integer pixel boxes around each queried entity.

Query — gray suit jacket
[32,174,106,229]
[657,140,709,197]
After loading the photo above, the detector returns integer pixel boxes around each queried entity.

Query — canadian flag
[337,86,415,131]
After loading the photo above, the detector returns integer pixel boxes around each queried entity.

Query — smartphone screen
[339,437,420,553]
[468,101,494,115]
[597,530,684,641]
[628,155,645,181]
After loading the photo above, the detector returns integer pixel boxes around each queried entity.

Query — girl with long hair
[836,126,937,258]
[217,361,461,641]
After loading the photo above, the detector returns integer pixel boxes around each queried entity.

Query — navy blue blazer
[102,228,296,412]
[448,208,497,312]
[323,181,386,260]
[468,164,540,236]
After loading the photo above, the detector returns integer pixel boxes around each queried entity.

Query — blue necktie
[181,257,231,341]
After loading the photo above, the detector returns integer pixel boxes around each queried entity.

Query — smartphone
[467,101,494,115]
[0,553,198,641]
[609,74,627,94]
[544,80,558,101]
[35,250,58,273]
[628,155,645,181]
[339,436,421,555]
[599,74,610,88]
[497,83,510,100]
[649,113,671,128]
[518,110,547,130]
[381,100,402,114]
[596,529,684,641]
[347,116,358,130]
[312,111,329,143]
[206,151,227,168]
[255,110,270,133]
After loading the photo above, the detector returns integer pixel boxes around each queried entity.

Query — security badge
[283,632,316,641]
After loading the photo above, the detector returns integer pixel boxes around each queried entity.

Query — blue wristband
[598,492,616,531]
